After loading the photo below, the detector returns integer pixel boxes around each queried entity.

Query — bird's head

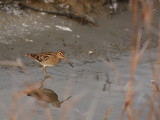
[57,51,74,68]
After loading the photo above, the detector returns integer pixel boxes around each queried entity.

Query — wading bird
[26,51,74,78]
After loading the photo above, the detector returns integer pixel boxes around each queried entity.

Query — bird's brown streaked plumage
[26,51,74,78]
[26,52,61,66]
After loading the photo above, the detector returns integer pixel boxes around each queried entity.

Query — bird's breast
[40,57,61,66]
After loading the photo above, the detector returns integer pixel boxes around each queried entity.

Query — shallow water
[0,51,159,120]
[0,6,160,120]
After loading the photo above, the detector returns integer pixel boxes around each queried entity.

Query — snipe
[26,51,74,78]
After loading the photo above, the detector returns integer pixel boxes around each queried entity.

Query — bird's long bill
[63,57,74,68]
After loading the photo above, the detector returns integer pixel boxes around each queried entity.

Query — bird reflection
[27,78,71,108]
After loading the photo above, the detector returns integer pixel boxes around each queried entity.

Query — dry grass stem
[0,58,35,83]
[60,90,87,120]
[0,59,42,120]
[124,0,138,118]
[148,82,156,120]
[120,92,135,120]
[152,81,160,92]
[122,0,152,119]
[141,0,153,32]
[104,106,112,120]
[9,83,40,120]
[136,29,142,55]
[85,97,98,120]
[134,100,150,120]
[60,79,73,120]
[45,107,53,120]
[135,40,149,64]
[0,58,24,69]
[148,20,160,120]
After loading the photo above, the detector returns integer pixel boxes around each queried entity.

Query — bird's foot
[44,75,53,79]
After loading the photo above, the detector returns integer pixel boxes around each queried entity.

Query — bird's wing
[31,52,56,62]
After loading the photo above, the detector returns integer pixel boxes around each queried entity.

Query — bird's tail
[26,53,35,58]
[26,54,31,57]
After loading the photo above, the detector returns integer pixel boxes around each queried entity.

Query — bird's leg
[42,66,47,76]
[42,66,52,78]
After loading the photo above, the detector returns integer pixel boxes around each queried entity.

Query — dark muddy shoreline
[0,6,159,63]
